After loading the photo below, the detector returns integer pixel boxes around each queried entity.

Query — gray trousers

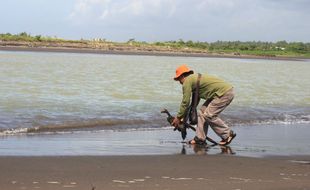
[196,88,234,140]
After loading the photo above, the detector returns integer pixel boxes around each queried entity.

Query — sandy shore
[0,45,306,61]
[0,155,309,190]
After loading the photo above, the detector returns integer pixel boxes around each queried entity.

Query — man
[171,64,236,146]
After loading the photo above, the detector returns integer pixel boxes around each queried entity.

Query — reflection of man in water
[171,65,236,146]
[191,145,235,155]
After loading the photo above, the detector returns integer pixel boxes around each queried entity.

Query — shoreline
[0,45,307,61]
[1,124,310,157]
[0,155,309,190]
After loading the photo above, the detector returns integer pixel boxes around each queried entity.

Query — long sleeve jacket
[177,73,233,118]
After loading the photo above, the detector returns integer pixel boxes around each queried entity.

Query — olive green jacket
[177,73,233,118]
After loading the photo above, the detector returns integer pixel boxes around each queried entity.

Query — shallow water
[0,124,309,157]
[0,50,310,156]
[0,51,309,134]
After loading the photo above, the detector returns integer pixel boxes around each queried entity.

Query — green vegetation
[0,32,80,43]
[1,32,56,42]
[153,40,310,57]
[1,32,309,58]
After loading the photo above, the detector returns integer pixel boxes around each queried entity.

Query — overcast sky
[0,0,309,42]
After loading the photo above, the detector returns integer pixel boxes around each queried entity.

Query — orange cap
[174,64,193,80]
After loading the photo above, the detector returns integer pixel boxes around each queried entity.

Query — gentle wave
[1,111,309,136]
[224,106,310,126]
[225,113,310,126]
[0,118,152,136]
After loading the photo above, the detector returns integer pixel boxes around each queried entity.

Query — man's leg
[196,108,209,140]
[202,89,234,139]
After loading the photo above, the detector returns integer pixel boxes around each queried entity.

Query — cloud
[69,0,177,23]
[67,0,310,42]
[68,0,110,23]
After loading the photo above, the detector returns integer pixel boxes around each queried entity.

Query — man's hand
[171,117,181,128]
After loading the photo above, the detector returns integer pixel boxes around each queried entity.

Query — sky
[0,0,309,42]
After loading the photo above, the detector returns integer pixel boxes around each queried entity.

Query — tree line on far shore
[153,40,310,56]
[1,32,309,57]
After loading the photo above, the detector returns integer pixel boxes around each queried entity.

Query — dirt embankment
[0,40,305,60]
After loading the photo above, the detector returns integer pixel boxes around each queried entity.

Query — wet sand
[0,155,309,190]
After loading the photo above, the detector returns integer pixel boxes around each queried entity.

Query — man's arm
[176,79,192,119]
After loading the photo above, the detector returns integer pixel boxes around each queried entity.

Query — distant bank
[0,43,307,61]
[1,33,309,60]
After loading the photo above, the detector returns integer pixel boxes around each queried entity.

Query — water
[1,124,310,157]
[0,50,310,156]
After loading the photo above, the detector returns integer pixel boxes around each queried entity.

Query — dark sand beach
[0,155,309,190]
